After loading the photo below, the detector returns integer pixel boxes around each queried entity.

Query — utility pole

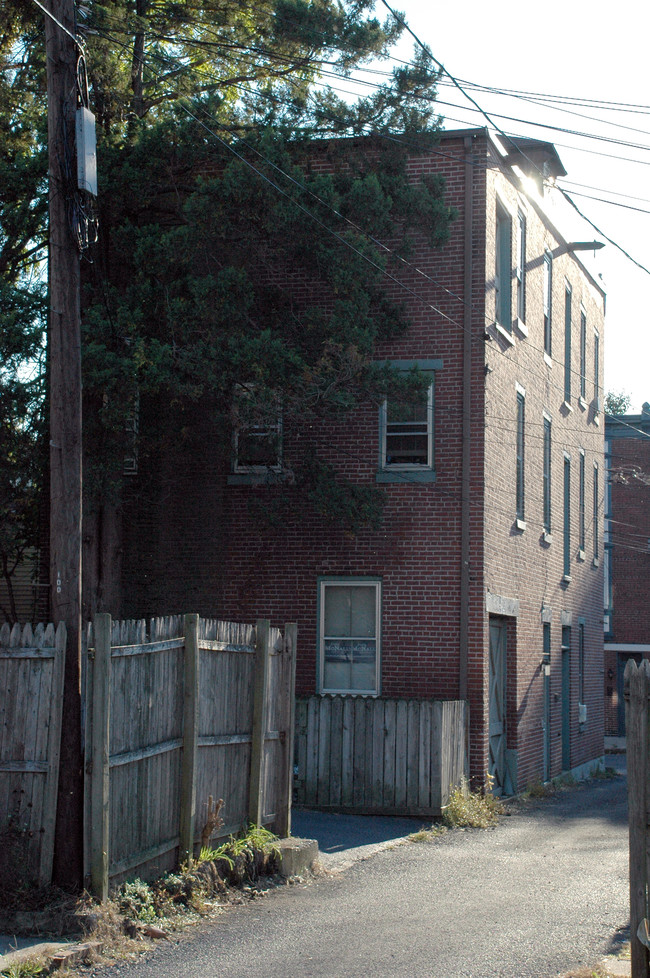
[44,0,84,887]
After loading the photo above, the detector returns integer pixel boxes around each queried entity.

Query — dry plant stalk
[200,795,224,849]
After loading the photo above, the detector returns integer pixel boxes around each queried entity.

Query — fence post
[276,623,297,838]
[626,658,650,978]
[249,619,271,827]
[90,614,111,901]
[179,613,200,865]
[39,622,66,885]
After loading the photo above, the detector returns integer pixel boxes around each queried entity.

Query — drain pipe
[459,135,474,702]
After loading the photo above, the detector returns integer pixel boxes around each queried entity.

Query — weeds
[115,824,281,927]
[442,775,504,829]
[0,958,47,977]
[118,879,158,924]
[593,766,618,780]
[408,826,447,843]
[524,778,553,799]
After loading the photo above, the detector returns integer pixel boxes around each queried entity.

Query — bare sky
[384,0,650,411]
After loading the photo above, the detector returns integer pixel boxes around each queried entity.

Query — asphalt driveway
[91,768,629,978]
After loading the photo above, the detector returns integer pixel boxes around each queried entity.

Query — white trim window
[382,380,433,470]
[516,209,526,324]
[495,201,512,330]
[232,384,282,473]
[543,251,553,356]
[318,578,381,695]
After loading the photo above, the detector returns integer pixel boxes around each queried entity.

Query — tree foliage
[604,390,632,417]
[83,119,454,529]
[1,0,452,603]
[0,4,49,618]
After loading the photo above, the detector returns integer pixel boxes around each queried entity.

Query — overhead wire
[83,17,650,440]
[33,2,649,443]
[39,0,650,443]
[32,1,650,568]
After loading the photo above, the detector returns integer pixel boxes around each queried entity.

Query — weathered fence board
[625,658,650,978]
[0,622,65,885]
[86,614,296,896]
[294,695,468,817]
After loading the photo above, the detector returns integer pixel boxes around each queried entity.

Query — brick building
[119,128,606,793]
[604,405,650,738]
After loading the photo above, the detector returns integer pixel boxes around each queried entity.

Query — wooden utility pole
[44,0,84,887]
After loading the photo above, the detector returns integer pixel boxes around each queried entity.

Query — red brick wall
[608,429,650,642]
[120,130,606,791]
[480,157,605,786]
[604,415,650,735]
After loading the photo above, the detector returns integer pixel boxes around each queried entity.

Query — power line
[31,0,82,46]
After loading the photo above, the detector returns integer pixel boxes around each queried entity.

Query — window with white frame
[377,361,439,482]
[564,281,572,403]
[318,578,381,695]
[578,621,585,705]
[543,251,553,356]
[495,202,512,330]
[563,453,571,579]
[543,415,552,534]
[594,329,601,411]
[232,385,282,473]
[516,210,526,324]
[593,462,600,560]
[579,307,587,401]
[516,387,525,522]
[579,449,586,553]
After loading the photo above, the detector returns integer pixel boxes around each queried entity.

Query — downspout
[459,135,474,701]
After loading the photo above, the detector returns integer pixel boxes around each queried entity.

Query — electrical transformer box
[76,107,97,196]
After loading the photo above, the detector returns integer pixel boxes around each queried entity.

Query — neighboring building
[604,404,650,739]
[119,128,606,793]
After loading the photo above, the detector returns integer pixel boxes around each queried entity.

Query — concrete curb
[0,940,103,973]
[276,837,319,877]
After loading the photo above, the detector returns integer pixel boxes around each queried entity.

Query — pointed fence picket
[85,613,297,898]
[625,659,650,978]
[0,621,66,885]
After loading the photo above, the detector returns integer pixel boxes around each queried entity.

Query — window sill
[494,322,515,346]
[376,469,436,484]
[579,396,587,411]
[561,400,573,414]
[515,518,527,532]
[562,573,572,584]
[593,413,601,427]
[593,557,600,568]
[514,318,528,338]
[577,549,586,562]
[228,469,287,486]
[541,531,553,546]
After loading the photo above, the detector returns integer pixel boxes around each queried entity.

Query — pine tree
[2,0,454,613]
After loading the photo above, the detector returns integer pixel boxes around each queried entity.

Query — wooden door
[488,619,507,795]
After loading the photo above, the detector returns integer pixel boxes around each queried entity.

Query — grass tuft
[0,960,48,978]
[408,825,447,843]
[442,775,504,829]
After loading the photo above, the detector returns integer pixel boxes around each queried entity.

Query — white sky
[382,0,650,412]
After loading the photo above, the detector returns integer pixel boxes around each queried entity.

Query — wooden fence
[0,622,66,885]
[294,696,468,816]
[84,614,296,899]
[625,658,650,978]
